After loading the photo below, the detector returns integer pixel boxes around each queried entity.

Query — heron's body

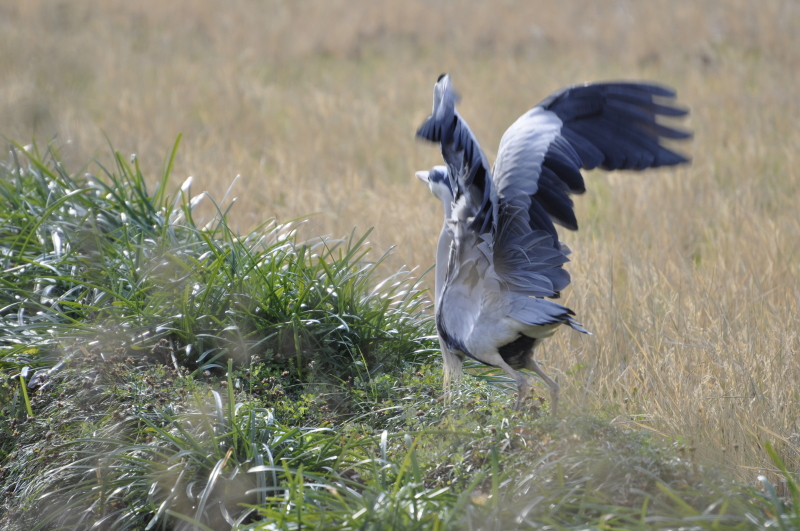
[416,74,690,414]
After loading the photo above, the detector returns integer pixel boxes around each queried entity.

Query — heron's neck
[434,197,453,308]
[440,196,453,220]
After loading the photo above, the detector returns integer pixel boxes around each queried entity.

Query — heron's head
[415,165,453,204]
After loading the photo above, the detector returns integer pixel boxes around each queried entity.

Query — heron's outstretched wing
[493,82,691,237]
[416,74,493,233]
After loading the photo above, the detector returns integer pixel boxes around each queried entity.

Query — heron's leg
[525,358,559,416]
[494,359,533,411]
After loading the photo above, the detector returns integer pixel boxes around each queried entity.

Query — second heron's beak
[415,170,430,184]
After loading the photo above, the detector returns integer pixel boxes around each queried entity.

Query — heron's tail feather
[568,318,591,335]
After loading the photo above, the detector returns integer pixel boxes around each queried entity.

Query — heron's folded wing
[416,74,494,233]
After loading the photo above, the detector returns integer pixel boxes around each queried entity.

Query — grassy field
[1,0,799,528]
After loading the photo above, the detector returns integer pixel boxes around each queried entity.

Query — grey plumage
[416,75,690,414]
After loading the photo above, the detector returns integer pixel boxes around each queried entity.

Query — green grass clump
[0,137,433,382]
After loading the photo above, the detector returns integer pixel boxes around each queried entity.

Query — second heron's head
[415,165,453,206]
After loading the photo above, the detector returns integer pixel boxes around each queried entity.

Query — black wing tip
[542,80,687,107]
[659,104,690,117]
[655,150,692,167]
[437,72,448,82]
[580,80,677,98]
[659,127,693,140]
[554,219,579,231]
[597,148,692,171]
[612,81,677,97]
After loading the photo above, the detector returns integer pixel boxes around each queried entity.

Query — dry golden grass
[2,0,799,480]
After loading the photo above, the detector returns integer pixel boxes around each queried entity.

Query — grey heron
[416,74,690,414]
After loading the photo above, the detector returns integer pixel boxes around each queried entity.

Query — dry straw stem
[1,0,799,480]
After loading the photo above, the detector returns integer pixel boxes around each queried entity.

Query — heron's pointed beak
[415,171,430,184]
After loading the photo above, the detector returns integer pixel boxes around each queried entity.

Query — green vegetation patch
[0,137,433,381]
[1,140,798,530]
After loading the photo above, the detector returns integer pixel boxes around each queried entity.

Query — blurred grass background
[1,0,799,481]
